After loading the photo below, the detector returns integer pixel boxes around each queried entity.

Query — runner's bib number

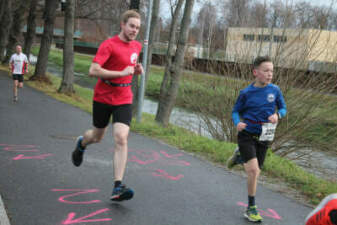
[259,123,277,141]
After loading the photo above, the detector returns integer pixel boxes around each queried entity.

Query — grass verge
[1,63,336,205]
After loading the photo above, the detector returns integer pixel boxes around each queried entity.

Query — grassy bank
[1,62,336,205]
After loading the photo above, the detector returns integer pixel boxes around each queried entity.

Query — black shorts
[93,101,132,128]
[12,74,24,82]
[237,130,270,169]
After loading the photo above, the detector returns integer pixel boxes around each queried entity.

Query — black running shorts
[237,130,270,169]
[12,74,23,82]
[93,101,132,128]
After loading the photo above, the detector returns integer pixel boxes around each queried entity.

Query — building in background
[225,27,337,72]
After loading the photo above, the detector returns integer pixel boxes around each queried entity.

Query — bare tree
[130,0,140,10]
[155,0,195,126]
[58,0,75,94]
[225,0,251,27]
[3,0,31,63]
[24,0,39,59]
[195,2,217,58]
[30,0,59,82]
[249,1,268,27]
[0,0,5,20]
[145,0,161,82]
[0,0,12,62]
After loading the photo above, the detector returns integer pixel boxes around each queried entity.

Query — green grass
[1,60,336,205]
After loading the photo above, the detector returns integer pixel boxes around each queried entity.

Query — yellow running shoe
[244,205,263,223]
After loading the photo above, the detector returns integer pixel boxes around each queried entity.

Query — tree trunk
[3,0,31,64]
[30,0,58,82]
[130,0,141,115]
[58,0,75,94]
[129,0,140,10]
[155,0,184,123]
[0,0,5,21]
[145,0,160,84]
[24,0,38,59]
[155,0,194,126]
[0,0,12,62]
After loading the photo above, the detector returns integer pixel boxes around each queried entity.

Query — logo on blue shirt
[267,93,275,102]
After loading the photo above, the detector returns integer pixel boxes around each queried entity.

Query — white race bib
[259,123,277,141]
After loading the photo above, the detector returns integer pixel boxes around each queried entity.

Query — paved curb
[0,194,10,225]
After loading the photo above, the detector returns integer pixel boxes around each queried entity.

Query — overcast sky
[159,0,337,21]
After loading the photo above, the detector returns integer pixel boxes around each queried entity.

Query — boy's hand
[237,122,247,132]
[134,63,144,75]
[268,113,278,124]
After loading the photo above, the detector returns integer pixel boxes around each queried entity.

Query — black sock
[248,196,255,207]
[330,210,337,225]
[114,180,122,188]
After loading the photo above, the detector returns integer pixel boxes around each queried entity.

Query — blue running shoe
[110,184,134,202]
[72,136,85,167]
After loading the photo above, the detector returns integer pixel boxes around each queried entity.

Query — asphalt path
[0,71,312,225]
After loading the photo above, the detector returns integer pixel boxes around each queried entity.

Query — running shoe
[13,96,18,102]
[305,193,337,225]
[244,205,263,222]
[71,136,85,167]
[110,184,134,202]
[227,147,243,169]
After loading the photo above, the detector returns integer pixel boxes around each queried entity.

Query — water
[31,54,337,180]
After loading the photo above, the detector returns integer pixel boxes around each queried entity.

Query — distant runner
[71,10,143,202]
[9,44,29,102]
[229,56,287,222]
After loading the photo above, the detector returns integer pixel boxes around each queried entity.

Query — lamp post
[136,0,153,122]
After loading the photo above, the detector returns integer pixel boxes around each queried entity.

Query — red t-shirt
[92,35,142,105]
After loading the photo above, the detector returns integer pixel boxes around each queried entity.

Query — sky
[158,0,337,21]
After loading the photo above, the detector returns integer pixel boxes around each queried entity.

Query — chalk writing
[152,169,184,181]
[0,144,38,152]
[12,153,53,160]
[51,189,101,204]
[62,208,112,224]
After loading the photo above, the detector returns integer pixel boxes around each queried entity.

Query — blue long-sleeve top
[232,83,287,134]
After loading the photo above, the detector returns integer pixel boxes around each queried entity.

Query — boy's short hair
[253,56,272,68]
[121,10,141,24]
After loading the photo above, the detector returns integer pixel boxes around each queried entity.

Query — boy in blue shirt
[228,56,287,222]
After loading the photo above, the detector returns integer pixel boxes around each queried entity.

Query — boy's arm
[232,112,241,127]
[277,90,287,119]
[232,91,247,131]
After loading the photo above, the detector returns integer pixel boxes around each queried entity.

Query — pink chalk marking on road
[51,189,101,204]
[160,150,191,166]
[62,208,112,224]
[237,202,282,220]
[160,150,183,158]
[152,169,184,181]
[12,153,53,160]
[128,152,161,165]
[128,149,191,166]
[0,144,39,152]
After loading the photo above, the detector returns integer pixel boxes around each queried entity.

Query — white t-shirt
[10,53,28,74]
